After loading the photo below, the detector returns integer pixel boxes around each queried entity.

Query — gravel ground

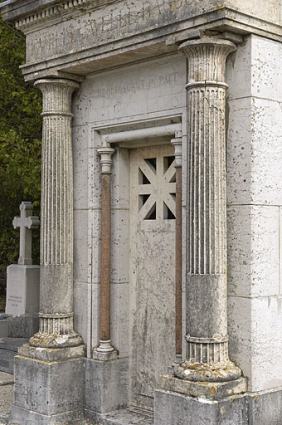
[0,372,14,420]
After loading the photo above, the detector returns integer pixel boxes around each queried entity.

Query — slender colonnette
[93,147,117,359]
[171,138,183,359]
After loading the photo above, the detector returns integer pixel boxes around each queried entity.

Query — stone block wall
[226,34,282,392]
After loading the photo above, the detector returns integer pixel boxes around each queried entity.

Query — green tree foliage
[0,16,42,274]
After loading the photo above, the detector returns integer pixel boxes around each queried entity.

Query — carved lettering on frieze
[26,0,200,63]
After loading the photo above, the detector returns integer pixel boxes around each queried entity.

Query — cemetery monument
[1,0,282,424]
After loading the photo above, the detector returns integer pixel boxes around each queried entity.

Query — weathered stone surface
[18,343,85,362]
[84,357,128,414]
[160,375,247,400]
[0,321,8,338]
[0,371,14,424]
[0,372,14,412]
[6,266,39,317]
[129,144,176,409]
[228,295,282,392]
[2,1,282,424]
[177,38,241,384]
[2,0,282,82]
[0,371,14,386]
[0,385,13,415]
[227,205,280,298]
[29,78,83,350]
[73,209,89,283]
[154,389,249,425]
[85,408,153,425]
[0,338,28,374]
[73,55,186,127]
[9,406,85,425]
[226,33,282,396]
[248,388,282,425]
[7,315,39,339]
[9,355,84,423]
[12,202,39,266]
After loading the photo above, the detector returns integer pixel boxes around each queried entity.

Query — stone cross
[13,201,40,265]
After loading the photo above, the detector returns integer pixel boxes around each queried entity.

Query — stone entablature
[1,0,282,82]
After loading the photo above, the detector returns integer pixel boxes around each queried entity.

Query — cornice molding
[1,0,117,29]
[15,0,88,29]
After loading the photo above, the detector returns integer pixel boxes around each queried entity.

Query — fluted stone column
[174,39,242,382]
[29,79,83,349]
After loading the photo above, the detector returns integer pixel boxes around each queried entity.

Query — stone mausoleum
[1,1,282,424]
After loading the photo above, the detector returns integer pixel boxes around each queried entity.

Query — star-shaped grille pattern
[138,155,176,220]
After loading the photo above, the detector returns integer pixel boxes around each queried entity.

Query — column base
[93,340,118,361]
[29,330,83,349]
[18,342,85,361]
[174,359,242,382]
[160,374,247,400]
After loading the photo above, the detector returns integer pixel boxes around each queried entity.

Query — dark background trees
[0,15,42,298]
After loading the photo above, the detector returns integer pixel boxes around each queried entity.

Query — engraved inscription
[26,0,202,63]
[8,295,23,308]
[92,72,180,99]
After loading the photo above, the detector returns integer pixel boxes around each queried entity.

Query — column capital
[97,147,115,174]
[34,78,80,116]
[178,38,236,84]
[34,78,80,91]
[171,137,182,167]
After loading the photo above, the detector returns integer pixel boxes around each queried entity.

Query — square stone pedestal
[154,375,248,425]
[84,357,129,423]
[8,344,85,425]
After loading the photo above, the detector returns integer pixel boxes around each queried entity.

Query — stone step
[0,338,29,374]
[0,408,154,425]
[0,371,14,424]
[87,408,154,425]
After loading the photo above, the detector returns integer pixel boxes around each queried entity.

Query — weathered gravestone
[0,202,40,374]
[6,201,40,318]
